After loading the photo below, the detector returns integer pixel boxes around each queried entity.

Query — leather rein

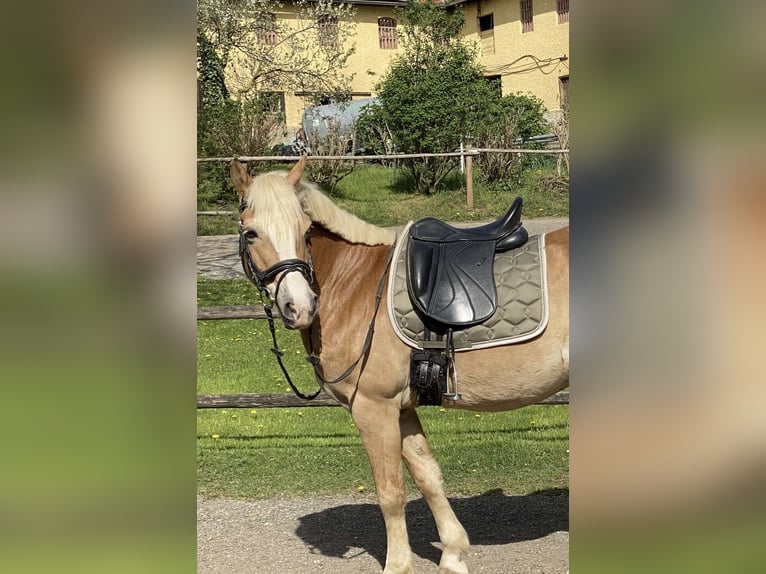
[238,205,395,400]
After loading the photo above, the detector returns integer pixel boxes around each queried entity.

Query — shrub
[475,93,548,184]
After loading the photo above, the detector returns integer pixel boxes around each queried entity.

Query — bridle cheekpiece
[237,201,314,304]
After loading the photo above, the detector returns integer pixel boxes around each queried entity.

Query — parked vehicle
[270,98,382,157]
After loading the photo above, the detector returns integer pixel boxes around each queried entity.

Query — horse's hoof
[437,562,469,574]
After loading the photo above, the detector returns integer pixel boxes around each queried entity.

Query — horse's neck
[312,227,386,293]
[308,226,390,332]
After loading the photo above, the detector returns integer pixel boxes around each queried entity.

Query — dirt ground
[197,490,568,573]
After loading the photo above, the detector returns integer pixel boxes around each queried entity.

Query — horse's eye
[244,229,258,240]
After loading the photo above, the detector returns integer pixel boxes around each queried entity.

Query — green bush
[475,93,548,184]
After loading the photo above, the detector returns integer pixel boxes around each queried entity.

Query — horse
[230,157,569,574]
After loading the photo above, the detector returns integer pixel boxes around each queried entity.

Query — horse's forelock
[244,171,306,250]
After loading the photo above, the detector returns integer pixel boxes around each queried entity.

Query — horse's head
[230,157,318,330]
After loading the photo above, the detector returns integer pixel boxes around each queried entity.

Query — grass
[197,278,569,500]
[197,405,569,499]
[197,161,568,235]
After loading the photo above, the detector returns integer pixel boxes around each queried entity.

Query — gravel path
[197,490,568,573]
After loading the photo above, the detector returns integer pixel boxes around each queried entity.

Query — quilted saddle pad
[387,222,549,351]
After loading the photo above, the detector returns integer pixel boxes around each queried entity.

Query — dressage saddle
[406,197,529,331]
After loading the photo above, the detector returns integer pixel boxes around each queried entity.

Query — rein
[306,244,395,386]
[239,212,395,400]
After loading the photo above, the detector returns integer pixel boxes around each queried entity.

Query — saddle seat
[406,197,529,330]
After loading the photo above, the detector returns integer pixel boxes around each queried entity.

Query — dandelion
[250,409,257,415]
[211,434,220,439]
[439,408,446,413]
[474,414,481,418]
[357,485,366,492]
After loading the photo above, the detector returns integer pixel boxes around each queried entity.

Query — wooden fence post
[465,148,474,209]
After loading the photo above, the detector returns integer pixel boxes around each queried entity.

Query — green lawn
[197,278,569,500]
[197,162,568,235]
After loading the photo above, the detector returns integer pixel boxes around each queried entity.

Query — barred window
[317,14,339,48]
[378,17,397,49]
[557,0,569,25]
[255,12,277,45]
[257,91,285,116]
[520,0,533,33]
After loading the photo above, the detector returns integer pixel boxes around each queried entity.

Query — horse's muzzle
[280,294,318,330]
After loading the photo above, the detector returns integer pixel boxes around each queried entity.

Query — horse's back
[445,225,569,410]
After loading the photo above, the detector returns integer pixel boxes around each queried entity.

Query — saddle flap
[406,238,498,328]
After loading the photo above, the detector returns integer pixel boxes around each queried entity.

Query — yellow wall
[281,4,403,135]
[461,0,569,112]
[223,1,568,138]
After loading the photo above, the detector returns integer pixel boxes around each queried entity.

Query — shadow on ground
[295,488,568,569]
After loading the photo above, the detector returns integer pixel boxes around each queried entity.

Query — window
[378,17,397,49]
[317,13,339,48]
[257,91,285,116]
[485,75,502,97]
[559,76,569,109]
[255,12,277,45]
[557,0,569,25]
[478,13,494,33]
[311,93,350,107]
[520,0,533,33]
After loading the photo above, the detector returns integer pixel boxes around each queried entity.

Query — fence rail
[198,305,267,320]
[197,390,569,409]
[196,148,568,164]
[197,148,567,211]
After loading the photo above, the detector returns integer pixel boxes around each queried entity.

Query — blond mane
[295,179,396,246]
[243,170,395,246]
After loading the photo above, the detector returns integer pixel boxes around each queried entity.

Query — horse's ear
[286,156,306,187]
[230,160,251,199]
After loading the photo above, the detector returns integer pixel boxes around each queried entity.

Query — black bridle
[238,203,395,400]
[238,222,314,303]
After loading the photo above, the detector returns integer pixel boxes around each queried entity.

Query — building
[217,0,569,137]
[460,0,569,115]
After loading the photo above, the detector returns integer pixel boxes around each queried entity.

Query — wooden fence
[196,148,568,210]
[197,304,569,409]
[197,148,570,407]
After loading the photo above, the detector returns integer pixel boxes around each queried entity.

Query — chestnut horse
[230,157,569,574]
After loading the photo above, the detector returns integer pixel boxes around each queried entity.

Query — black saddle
[406,197,528,331]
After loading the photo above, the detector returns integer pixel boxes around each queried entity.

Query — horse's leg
[352,396,413,574]
[400,408,470,574]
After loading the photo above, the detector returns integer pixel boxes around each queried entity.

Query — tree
[370,0,499,194]
[197,1,358,205]
[197,0,356,101]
